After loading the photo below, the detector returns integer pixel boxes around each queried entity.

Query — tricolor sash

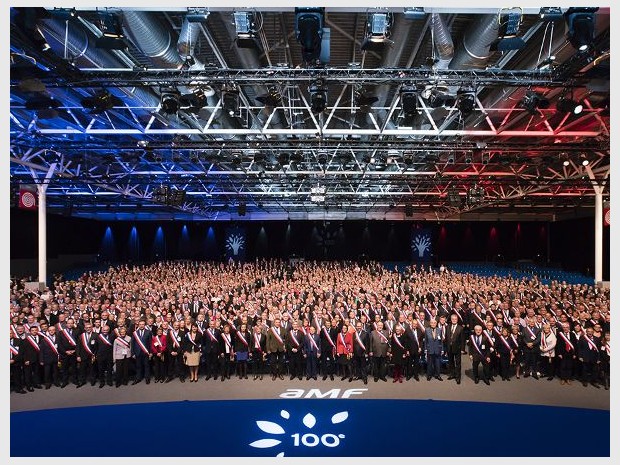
[81,333,95,356]
[510,334,519,348]
[583,334,598,352]
[26,336,41,352]
[270,327,284,346]
[41,334,59,355]
[322,327,336,349]
[354,332,366,351]
[558,332,575,352]
[253,333,263,352]
[10,344,19,356]
[187,333,200,349]
[10,325,18,338]
[116,337,130,349]
[98,333,113,347]
[221,333,232,352]
[339,333,350,353]
[499,335,512,352]
[525,326,537,340]
[603,343,610,356]
[62,328,77,346]
[483,330,495,346]
[206,328,218,343]
[170,331,181,348]
[473,312,486,326]
[392,333,405,349]
[289,331,300,348]
[470,335,483,356]
[236,331,249,347]
[133,332,150,355]
[376,330,389,344]
[308,334,320,353]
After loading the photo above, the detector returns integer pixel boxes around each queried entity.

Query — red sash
[116,337,130,349]
[62,328,77,346]
[510,334,519,348]
[253,333,263,352]
[289,330,300,348]
[221,333,232,351]
[339,333,350,354]
[81,333,95,356]
[236,331,249,347]
[525,326,537,340]
[187,333,200,349]
[499,335,512,352]
[133,332,150,355]
[483,330,495,347]
[26,336,41,352]
[270,327,284,345]
[473,312,486,326]
[98,333,113,347]
[354,331,367,351]
[41,334,59,355]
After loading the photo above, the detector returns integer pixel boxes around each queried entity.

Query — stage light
[447,188,461,207]
[179,87,210,113]
[309,80,327,114]
[185,7,210,23]
[520,90,550,115]
[256,88,282,107]
[50,8,77,19]
[400,85,418,115]
[446,153,455,164]
[222,86,240,117]
[95,11,127,50]
[160,90,181,115]
[464,153,473,164]
[80,90,123,114]
[295,7,325,64]
[539,7,564,22]
[491,7,525,52]
[481,152,490,165]
[234,11,261,50]
[237,202,247,216]
[403,7,426,20]
[565,7,598,51]
[456,91,476,117]
[361,11,392,51]
[556,97,583,115]
[582,158,589,166]
[563,160,570,167]
[355,89,378,113]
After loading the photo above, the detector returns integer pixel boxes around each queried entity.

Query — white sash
[10,344,19,356]
[41,334,59,355]
[116,337,130,349]
[187,333,200,348]
[62,328,77,346]
[473,312,486,325]
[222,333,232,351]
[499,335,512,352]
[133,331,150,355]
[355,331,367,351]
[98,333,113,347]
[483,330,495,346]
[270,327,284,345]
[206,328,218,343]
[525,326,537,340]
[558,332,575,351]
[253,333,263,351]
[170,330,181,348]
[339,333,350,353]
[510,334,519,348]
[81,333,95,356]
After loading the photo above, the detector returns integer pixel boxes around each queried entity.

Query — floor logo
[249,409,349,456]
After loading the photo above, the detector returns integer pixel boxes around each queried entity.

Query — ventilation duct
[431,13,454,70]
[122,11,183,68]
[449,14,499,69]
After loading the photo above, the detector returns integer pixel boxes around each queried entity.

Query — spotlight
[256,88,282,107]
[400,85,418,115]
[234,11,261,50]
[464,153,473,164]
[95,11,127,50]
[539,7,564,22]
[237,202,247,216]
[160,90,181,115]
[50,8,77,19]
[447,188,461,207]
[520,90,549,115]
[556,97,583,115]
[309,80,327,114]
[355,89,378,113]
[80,90,123,114]
[231,151,242,165]
[581,159,589,166]
[361,11,392,51]
[491,7,526,52]
[563,160,570,167]
[222,86,240,117]
[456,91,476,117]
[481,152,490,165]
[185,7,210,23]
[403,7,426,20]
[565,7,598,51]
[446,153,455,164]
[179,87,209,113]
[295,7,325,64]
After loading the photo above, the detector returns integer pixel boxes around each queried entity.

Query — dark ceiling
[9,6,610,222]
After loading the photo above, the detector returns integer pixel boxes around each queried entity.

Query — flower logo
[249,409,349,456]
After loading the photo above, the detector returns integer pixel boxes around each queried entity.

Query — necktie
[432,329,436,339]
[565,334,571,351]
[452,325,456,335]
[140,330,144,338]
[477,336,481,346]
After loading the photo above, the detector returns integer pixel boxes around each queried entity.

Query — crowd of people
[9,260,610,394]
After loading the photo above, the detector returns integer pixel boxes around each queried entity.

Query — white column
[37,184,47,287]
[594,190,603,284]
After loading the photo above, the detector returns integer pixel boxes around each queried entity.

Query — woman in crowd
[234,322,251,379]
[112,326,131,387]
[183,323,202,382]
[151,326,167,383]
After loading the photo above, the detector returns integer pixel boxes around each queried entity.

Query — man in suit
[251,322,267,380]
[58,317,79,388]
[352,321,369,384]
[369,321,390,382]
[131,319,152,384]
[22,325,43,391]
[578,326,601,388]
[203,318,221,381]
[39,325,60,389]
[286,320,305,380]
[10,331,26,394]
[303,325,321,380]
[96,325,115,387]
[556,322,577,385]
[468,324,492,385]
[445,313,464,384]
[166,320,186,382]
[76,322,98,387]
[319,318,338,381]
[425,319,443,381]
[405,318,424,381]
[521,318,541,379]
[266,318,287,380]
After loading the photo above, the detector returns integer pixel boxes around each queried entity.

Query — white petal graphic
[280,410,290,419]
[302,413,316,429]
[249,439,282,449]
[276,452,285,457]
[331,411,349,424]
[256,421,285,435]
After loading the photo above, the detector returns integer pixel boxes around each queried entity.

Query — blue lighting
[100,226,116,261]
[153,226,166,260]
[128,226,140,261]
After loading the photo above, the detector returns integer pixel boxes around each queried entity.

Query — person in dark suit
[405,318,424,381]
[496,327,514,381]
[319,318,338,380]
[555,322,577,385]
[166,321,186,382]
[203,318,221,381]
[578,327,601,388]
[96,325,115,387]
[286,320,305,380]
[391,325,409,383]
[131,319,152,384]
[39,325,60,389]
[219,324,235,381]
[303,325,321,380]
[369,321,390,382]
[76,322,98,387]
[251,322,267,380]
[521,318,541,379]
[445,314,464,384]
[266,318,287,380]
[352,321,369,384]
[58,317,79,388]
[233,323,251,379]
[468,324,491,385]
[10,331,26,394]
[22,325,43,391]
[425,319,443,381]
